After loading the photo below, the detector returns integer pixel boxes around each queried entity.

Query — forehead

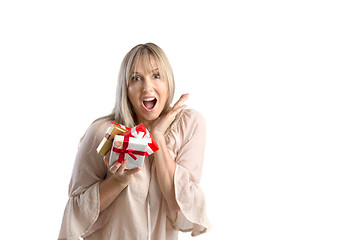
[132,54,159,73]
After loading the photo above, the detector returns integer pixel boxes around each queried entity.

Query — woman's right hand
[110,160,141,183]
[104,152,141,184]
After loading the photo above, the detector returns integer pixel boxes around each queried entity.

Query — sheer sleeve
[58,120,111,240]
[170,109,211,236]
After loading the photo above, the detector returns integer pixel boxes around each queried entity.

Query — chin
[137,111,161,124]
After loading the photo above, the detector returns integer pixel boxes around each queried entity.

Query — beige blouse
[58,109,210,240]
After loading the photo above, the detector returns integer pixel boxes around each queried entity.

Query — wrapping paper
[96,122,128,156]
[123,123,159,157]
[109,135,148,169]
[98,122,160,169]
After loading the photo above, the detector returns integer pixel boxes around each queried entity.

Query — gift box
[98,122,160,168]
[96,122,128,156]
[123,123,159,157]
[109,135,148,169]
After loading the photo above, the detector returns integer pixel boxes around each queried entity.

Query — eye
[131,75,142,81]
[152,73,160,79]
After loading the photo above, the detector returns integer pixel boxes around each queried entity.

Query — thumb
[124,167,141,175]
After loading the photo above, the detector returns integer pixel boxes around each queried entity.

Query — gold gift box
[96,123,127,156]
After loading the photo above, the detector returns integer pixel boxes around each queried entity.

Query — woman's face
[127,55,168,125]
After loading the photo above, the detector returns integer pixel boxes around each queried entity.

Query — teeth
[143,97,155,101]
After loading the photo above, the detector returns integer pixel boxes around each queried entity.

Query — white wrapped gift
[109,135,148,169]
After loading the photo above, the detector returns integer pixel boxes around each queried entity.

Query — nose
[143,77,154,92]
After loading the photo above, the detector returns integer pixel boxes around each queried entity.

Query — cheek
[127,86,139,104]
[158,81,169,97]
[127,86,133,96]
[127,84,136,94]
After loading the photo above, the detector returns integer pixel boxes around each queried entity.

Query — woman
[58,43,210,240]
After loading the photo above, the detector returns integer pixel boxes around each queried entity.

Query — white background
[1,0,359,239]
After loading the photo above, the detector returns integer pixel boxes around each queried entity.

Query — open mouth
[142,97,157,111]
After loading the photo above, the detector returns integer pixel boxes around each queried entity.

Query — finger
[103,152,111,167]
[124,167,141,175]
[173,93,189,109]
[109,162,121,173]
[166,102,187,121]
[167,94,189,120]
[103,151,111,161]
[172,93,189,110]
[118,159,128,173]
[170,104,187,118]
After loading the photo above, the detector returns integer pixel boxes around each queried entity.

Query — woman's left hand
[150,93,189,139]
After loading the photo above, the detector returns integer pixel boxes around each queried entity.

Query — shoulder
[181,109,206,126]
[81,118,112,146]
[170,109,206,142]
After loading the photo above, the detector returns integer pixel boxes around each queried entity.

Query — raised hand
[150,93,189,139]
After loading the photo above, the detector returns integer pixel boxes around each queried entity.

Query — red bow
[112,136,146,163]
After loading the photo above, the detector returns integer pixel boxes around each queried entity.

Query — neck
[135,117,152,130]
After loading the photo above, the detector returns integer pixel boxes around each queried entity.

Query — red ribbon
[112,136,146,163]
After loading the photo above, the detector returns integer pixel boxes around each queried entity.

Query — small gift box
[123,123,159,157]
[97,122,128,156]
[109,135,148,169]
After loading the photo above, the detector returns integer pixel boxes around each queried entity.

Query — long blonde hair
[93,43,177,133]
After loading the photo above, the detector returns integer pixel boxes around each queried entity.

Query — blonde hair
[93,43,178,134]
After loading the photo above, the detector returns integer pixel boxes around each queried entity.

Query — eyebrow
[131,68,159,75]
